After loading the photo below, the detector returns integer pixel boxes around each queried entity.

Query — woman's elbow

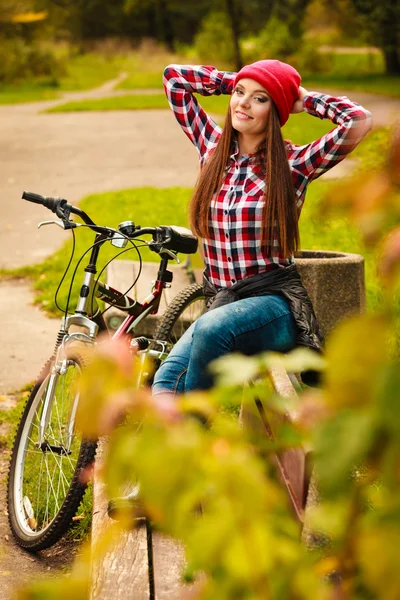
[353,109,373,141]
[364,110,373,133]
[163,65,172,80]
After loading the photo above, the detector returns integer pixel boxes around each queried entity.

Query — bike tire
[154,282,206,344]
[7,354,97,552]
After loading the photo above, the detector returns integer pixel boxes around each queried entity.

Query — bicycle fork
[37,314,98,454]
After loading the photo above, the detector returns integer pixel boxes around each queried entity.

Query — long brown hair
[189,102,300,258]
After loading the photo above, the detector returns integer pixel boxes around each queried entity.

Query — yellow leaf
[11,11,48,23]
[324,314,389,408]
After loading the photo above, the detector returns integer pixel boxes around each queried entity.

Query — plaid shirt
[164,64,372,288]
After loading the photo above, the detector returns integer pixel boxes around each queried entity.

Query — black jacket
[202,263,324,355]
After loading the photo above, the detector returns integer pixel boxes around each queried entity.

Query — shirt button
[224,210,228,215]
[225,233,229,239]
[231,279,236,284]
[228,257,232,262]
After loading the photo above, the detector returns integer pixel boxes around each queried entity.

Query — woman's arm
[163,64,235,159]
[288,87,373,181]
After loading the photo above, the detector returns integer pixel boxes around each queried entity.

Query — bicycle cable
[54,228,76,315]
[62,234,114,318]
[91,238,146,318]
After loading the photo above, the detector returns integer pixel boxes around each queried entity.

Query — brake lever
[159,248,180,263]
[38,220,78,230]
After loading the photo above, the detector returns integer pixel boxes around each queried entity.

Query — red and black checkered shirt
[164,64,372,288]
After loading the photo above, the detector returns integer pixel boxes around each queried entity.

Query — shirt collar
[229,138,265,164]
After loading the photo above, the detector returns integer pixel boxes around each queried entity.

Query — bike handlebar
[23,191,97,226]
[22,190,157,239]
[22,191,198,255]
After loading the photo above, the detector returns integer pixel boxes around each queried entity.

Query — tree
[223,0,241,68]
[272,0,313,55]
[348,0,399,74]
[123,0,214,50]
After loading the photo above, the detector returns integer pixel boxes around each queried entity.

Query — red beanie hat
[234,59,301,126]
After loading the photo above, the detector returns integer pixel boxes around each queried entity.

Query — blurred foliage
[17,129,400,598]
[194,10,236,67]
[0,37,65,83]
[347,0,400,74]
[0,0,398,94]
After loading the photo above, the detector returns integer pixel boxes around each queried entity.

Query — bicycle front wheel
[7,354,97,551]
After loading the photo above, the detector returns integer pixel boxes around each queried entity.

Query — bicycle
[7,191,206,552]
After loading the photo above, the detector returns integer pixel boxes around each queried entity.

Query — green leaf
[260,347,326,375]
[313,410,375,496]
[210,353,261,387]
[324,315,389,409]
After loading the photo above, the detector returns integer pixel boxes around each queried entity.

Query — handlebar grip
[22,191,46,205]
[22,191,58,213]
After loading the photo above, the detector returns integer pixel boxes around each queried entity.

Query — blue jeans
[152,295,297,394]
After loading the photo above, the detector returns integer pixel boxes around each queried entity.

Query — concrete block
[295,250,365,337]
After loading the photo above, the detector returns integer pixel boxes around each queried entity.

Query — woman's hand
[290,86,309,114]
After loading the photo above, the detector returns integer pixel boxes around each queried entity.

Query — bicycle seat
[157,226,198,255]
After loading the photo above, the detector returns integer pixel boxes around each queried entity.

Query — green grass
[57,52,130,92]
[45,93,169,113]
[117,72,164,89]
[302,74,400,98]
[319,51,385,75]
[0,389,30,449]
[0,53,130,105]
[0,82,60,105]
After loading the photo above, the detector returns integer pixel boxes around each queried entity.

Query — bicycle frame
[36,234,174,450]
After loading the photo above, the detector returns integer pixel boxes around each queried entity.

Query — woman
[151,59,373,394]
[108,60,373,518]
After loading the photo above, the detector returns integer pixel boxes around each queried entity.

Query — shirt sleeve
[288,92,373,182]
[163,64,236,160]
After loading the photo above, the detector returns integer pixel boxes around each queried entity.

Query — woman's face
[230,78,271,138]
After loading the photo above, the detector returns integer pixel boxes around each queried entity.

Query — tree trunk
[225,0,243,70]
[381,7,400,75]
[383,47,400,75]
[157,0,174,52]
[350,0,400,75]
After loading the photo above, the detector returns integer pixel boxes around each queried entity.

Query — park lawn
[117,72,163,89]
[0,53,131,105]
[302,74,400,98]
[0,83,60,105]
[45,93,169,113]
[57,52,131,91]
[6,180,380,320]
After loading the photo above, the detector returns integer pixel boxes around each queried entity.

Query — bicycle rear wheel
[154,282,206,343]
[7,354,97,551]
